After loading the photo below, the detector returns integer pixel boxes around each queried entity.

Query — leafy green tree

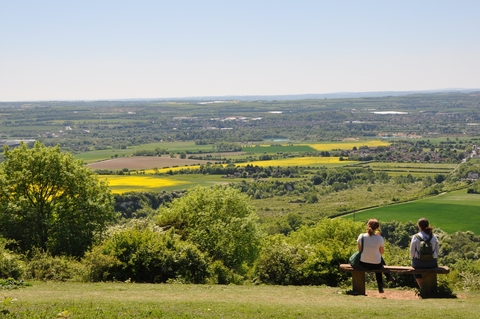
[155,186,263,273]
[0,142,115,257]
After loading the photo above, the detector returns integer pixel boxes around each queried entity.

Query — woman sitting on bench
[410,217,440,289]
[356,219,394,293]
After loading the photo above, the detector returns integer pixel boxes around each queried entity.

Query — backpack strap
[415,233,432,243]
[359,234,364,254]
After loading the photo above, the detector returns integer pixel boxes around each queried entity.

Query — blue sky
[1,0,479,101]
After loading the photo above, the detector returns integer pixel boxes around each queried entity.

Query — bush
[84,225,209,283]
[255,236,304,285]
[208,260,244,285]
[0,241,24,280]
[23,249,85,281]
[0,278,29,289]
[256,219,365,286]
[447,259,480,291]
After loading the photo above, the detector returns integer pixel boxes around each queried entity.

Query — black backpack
[415,234,434,261]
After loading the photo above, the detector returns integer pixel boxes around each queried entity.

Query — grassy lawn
[344,190,480,233]
[5,282,478,318]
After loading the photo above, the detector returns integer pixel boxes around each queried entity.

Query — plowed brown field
[87,156,212,170]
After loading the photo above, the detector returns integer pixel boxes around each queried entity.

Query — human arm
[357,234,363,252]
[409,235,417,258]
[433,236,440,258]
[379,235,385,255]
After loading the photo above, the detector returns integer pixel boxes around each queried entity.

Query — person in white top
[409,217,440,289]
[357,219,394,293]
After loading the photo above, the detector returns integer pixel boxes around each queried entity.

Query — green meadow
[358,162,457,176]
[5,282,479,318]
[75,142,216,163]
[344,190,480,233]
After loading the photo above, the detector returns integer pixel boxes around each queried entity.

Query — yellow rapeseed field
[102,175,187,194]
[136,156,354,174]
[308,140,390,151]
[237,156,349,167]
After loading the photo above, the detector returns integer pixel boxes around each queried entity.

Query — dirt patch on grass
[87,156,212,170]
[365,289,464,300]
[365,289,420,300]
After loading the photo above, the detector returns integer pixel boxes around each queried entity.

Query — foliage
[440,231,480,263]
[83,223,208,283]
[0,141,116,257]
[255,235,306,285]
[113,190,186,219]
[256,219,364,286]
[0,278,29,289]
[0,239,24,280]
[381,220,418,249]
[434,277,457,298]
[23,249,85,281]
[155,186,264,274]
[446,258,480,291]
[207,260,244,285]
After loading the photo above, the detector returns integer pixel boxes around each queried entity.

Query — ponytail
[418,218,433,235]
[366,219,380,236]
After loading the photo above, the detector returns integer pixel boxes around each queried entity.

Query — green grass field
[76,142,217,163]
[5,282,478,318]
[344,190,480,233]
[358,162,458,176]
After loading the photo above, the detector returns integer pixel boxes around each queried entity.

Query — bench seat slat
[339,264,449,274]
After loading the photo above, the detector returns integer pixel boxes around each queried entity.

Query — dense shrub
[0,240,24,280]
[446,259,480,291]
[84,225,209,283]
[208,260,244,285]
[256,219,364,286]
[255,236,305,285]
[23,249,85,281]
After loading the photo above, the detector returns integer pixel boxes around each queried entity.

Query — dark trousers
[359,258,393,290]
[359,261,384,289]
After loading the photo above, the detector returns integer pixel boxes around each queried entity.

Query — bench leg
[352,271,366,295]
[421,273,437,297]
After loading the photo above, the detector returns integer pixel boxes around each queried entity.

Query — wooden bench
[339,264,450,297]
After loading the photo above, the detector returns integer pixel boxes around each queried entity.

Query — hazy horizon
[1,1,479,101]
[2,88,480,103]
